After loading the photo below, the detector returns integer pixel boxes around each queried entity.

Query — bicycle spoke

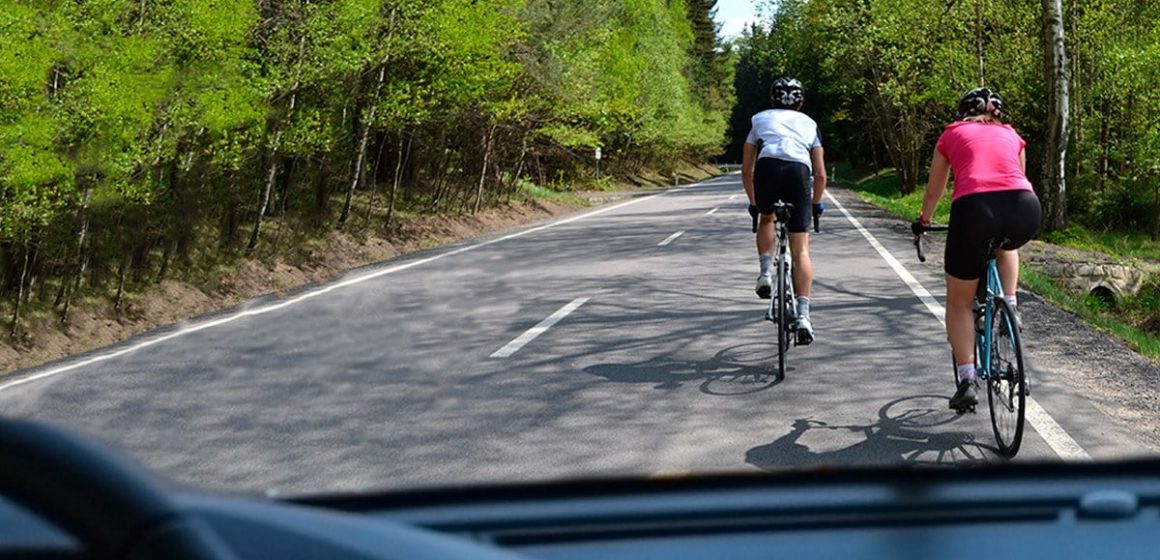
[987,299,1026,457]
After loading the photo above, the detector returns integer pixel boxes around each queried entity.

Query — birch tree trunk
[1040,0,1070,231]
[474,123,497,214]
[385,133,410,230]
[60,183,92,324]
[247,133,281,254]
[10,242,30,338]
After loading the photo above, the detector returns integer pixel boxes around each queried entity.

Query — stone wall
[1022,241,1159,300]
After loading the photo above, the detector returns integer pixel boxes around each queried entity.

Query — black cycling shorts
[945,189,1042,280]
[754,157,811,233]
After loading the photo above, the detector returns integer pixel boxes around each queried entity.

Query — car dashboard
[3,462,1159,559]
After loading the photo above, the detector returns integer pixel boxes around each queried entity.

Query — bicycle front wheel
[776,255,788,378]
[987,298,1026,457]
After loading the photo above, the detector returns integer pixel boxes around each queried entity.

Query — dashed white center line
[490,298,589,358]
[705,207,720,215]
[658,231,686,246]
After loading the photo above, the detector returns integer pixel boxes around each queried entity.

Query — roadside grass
[1041,224,1160,263]
[838,164,1160,362]
[1020,267,1160,360]
[515,178,589,206]
[833,164,952,225]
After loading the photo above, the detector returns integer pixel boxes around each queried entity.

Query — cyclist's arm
[742,141,757,205]
[1020,148,1026,174]
[919,150,951,223]
[809,146,826,203]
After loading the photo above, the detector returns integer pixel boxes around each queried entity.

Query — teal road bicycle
[915,225,1027,458]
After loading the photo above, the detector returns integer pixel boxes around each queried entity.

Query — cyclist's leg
[996,249,1019,298]
[945,275,978,368]
[778,160,814,340]
[945,194,995,408]
[789,233,811,297]
[946,274,980,409]
[753,158,779,297]
[754,158,780,256]
[757,213,776,255]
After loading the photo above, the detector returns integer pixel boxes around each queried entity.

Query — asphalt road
[0,175,1148,495]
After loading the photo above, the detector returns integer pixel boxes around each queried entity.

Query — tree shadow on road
[746,395,1002,468]
[583,342,783,395]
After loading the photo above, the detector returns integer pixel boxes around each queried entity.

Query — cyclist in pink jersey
[914,88,1042,410]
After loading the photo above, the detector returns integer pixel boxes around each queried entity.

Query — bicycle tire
[986,298,1026,457]
[776,254,788,378]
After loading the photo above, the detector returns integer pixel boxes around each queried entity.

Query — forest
[728,0,1159,236]
[0,0,733,336]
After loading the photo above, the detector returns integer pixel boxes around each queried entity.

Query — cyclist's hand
[911,217,929,237]
[813,202,825,216]
[748,204,760,219]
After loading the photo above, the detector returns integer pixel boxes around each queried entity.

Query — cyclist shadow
[583,343,783,396]
[745,395,1002,468]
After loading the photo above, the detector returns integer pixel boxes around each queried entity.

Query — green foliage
[729,0,1159,241]
[0,0,731,333]
[1040,225,1160,263]
[837,165,952,225]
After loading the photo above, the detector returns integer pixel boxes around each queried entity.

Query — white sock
[1004,294,1018,308]
[957,363,977,382]
[759,254,773,275]
[797,296,810,318]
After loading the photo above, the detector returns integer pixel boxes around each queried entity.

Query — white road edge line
[705,207,720,215]
[0,183,704,394]
[490,298,589,358]
[658,231,686,246]
[825,191,1091,462]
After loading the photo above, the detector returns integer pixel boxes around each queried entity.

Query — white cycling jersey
[745,109,822,172]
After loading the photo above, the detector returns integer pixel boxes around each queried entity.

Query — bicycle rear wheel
[776,254,788,378]
[986,298,1026,457]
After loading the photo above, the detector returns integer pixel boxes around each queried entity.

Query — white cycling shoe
[755,272,772,299]
[795,315,815,345]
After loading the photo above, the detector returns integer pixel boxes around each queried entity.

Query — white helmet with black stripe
[771,77,804,109]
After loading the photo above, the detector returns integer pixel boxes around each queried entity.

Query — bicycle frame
[975,258,1002,381]
[765,209,797,325]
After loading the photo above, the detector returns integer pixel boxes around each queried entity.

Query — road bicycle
[753,202,807,379]
[915,225,1027,457]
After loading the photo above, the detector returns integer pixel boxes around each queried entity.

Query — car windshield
[2,0,1159,498]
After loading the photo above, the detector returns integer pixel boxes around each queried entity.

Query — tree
[1040,0,1070,231]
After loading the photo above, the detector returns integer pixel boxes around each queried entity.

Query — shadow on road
[746,395,1002,468]
[583,343,783,395]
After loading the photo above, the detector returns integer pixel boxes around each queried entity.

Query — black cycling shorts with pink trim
[754,157,812,233]
[945,189,1042,280]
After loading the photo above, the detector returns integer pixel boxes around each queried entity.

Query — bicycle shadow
[583,343,783,395]
[746,395,1002,468]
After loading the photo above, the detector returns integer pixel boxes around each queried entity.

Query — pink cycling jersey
[935,121,1033,201]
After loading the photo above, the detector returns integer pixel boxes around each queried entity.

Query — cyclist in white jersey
[741,77,827,343]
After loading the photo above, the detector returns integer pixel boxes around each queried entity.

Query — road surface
[0,175,1146,495]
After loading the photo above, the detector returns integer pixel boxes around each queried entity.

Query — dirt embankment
[1,165,722,377]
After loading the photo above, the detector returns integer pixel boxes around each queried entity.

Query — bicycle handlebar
[913,223,949,263]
